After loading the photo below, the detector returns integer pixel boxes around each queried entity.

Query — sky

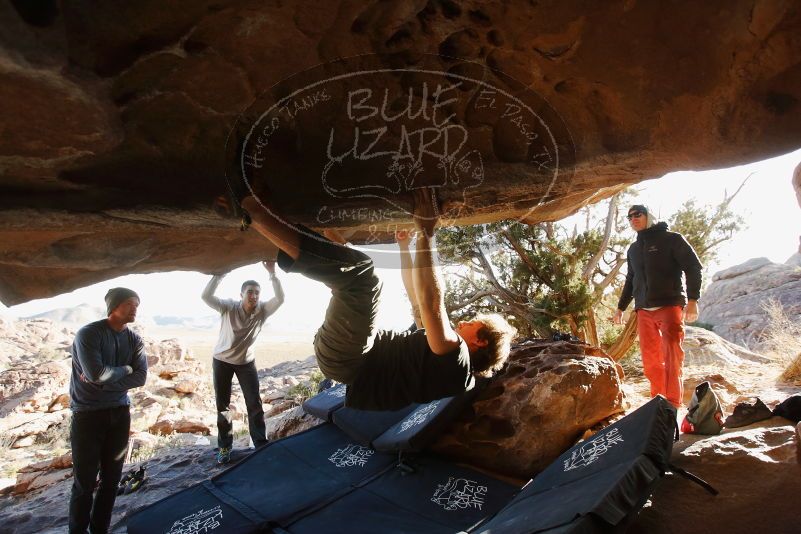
[2,148,800,332]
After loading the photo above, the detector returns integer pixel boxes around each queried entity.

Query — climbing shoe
[724,398,773,428]
[117,466,146,495]
[216,447,232,465]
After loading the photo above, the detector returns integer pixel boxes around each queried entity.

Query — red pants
[637,306,685,407]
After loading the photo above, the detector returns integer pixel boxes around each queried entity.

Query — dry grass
[129,432,186,465]
[780,353,801,384]
[759,298,801,384]
[0,434,21,479]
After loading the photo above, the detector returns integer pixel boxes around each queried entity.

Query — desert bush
[0,434,21,478]
[286,370,326,404]
[129,432,185,464]
[759,298,801,384]
[35,416,71,451]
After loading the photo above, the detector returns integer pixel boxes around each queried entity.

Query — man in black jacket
[613,204,702,408]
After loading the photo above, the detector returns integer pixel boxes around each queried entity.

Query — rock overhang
[1,1,800,304]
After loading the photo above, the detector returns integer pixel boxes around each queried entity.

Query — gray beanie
[105,287,140,316]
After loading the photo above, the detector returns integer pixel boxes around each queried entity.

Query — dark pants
[213,358,267,449]
[277,230,382,384]
[69,405,130,534]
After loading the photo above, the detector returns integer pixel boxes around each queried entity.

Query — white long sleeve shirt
[201,275,284,365]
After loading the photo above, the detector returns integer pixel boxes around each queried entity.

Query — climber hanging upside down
[238,187,516,411]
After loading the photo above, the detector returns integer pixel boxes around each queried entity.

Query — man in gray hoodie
[69,287,148,534]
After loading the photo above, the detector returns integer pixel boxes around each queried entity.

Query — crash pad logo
[328,444,374,467]
[431,477,487,511]
[227,54,574,262]
[398,400,440,433]
[325,384,346,398]
[167,505,223,534]
[563,428,624,471]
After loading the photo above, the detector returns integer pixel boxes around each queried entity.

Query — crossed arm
[75,331,147,390]
[100,340,148,391]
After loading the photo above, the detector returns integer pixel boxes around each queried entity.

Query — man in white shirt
[202,261,284,464]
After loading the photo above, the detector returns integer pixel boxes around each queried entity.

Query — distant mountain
[24,304,218,330]
[152,315,219,330]
[26,303,105,325]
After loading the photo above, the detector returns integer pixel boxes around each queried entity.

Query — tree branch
[699,172,752,243]
[583,194,619,281]
[594,256,626,298]
[448,290,495,312]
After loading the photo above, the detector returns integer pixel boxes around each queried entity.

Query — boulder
[683,326,771,366]
[173,380,197,394]
[698,258,801,347]
[1,2,800,305]
[0,412,65,447]
[157,368,180,380]
[130,396,164,432]
[11,468,72,496]
[797,422,801,469]
[431,340,624,478]
[142,337,188,366]
[148,419,210,436]
[632,420,801,533]
[11,452,74,495]
[17,451,72,473]
[46,393,69,413]
[264,405,320,441]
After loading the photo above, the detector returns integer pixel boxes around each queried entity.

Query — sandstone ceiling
[1,0,800,305]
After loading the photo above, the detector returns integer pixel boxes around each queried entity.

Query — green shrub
[286,370,326,404]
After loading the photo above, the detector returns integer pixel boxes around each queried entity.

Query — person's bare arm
[241,196,302,261]
[261,260,285,316]
[397,230,423,329]
[411,189,460,355]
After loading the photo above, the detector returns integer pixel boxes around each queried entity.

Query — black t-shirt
[345,328,474,411]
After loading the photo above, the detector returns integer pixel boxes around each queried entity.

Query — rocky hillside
[0,315,321,496]
[0,317,798,533]
[698,255,801,348]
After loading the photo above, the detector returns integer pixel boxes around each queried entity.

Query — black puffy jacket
[617,222,702,311]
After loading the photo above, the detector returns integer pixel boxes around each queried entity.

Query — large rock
[148,418,210,436]
[1,1,800,305]
[0,446,217,533]
[793,161,801,214]
[698,257,801,347]
[682,325,771,367]
[431,340,624,477]
[631,420,801,534]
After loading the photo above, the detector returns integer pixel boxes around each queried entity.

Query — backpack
[773,394,801,423]
[681,381,725,435]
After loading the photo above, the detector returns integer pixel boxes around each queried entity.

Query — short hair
[240,280,261,293]
[469,313,517,378]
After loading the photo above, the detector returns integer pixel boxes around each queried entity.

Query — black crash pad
[471,396,677,533]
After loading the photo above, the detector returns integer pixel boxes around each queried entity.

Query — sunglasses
[626,212,644,220]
